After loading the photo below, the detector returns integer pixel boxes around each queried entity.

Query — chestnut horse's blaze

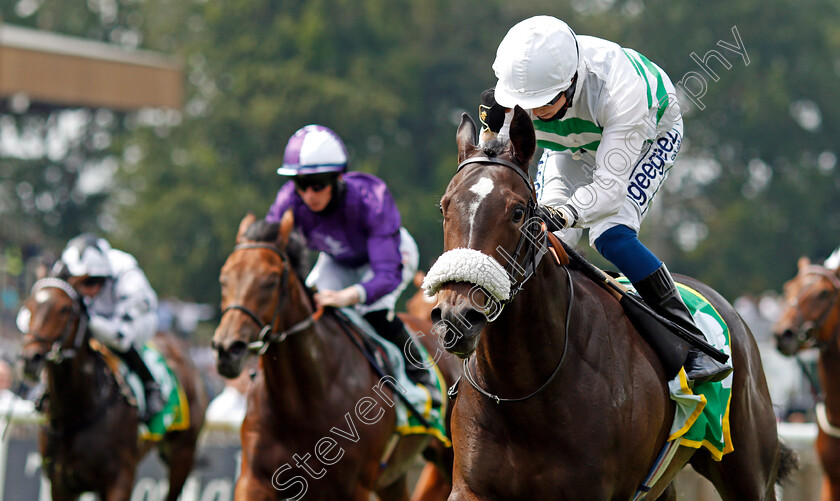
[18,278,207,501]
[431,106,797,500]
[774,255,840,500]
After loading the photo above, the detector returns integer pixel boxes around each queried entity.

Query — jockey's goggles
[79,276,107,288]
[293,174,334,193]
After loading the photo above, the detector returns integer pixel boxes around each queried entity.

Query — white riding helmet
[492,16,580,109]
[60,234,112,278]
[276,125,348,176]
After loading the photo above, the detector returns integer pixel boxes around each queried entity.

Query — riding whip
[558,239,730,366]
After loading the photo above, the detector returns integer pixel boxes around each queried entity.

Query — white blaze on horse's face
[467,176,495,246]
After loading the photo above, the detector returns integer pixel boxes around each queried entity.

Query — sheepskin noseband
[422,248,511,302]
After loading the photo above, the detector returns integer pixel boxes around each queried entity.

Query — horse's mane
[245,219,311,280]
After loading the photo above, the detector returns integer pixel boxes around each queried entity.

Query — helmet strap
[538,72,578,122]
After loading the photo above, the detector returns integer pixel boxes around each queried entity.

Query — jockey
[266,124,440,407]
[482,16,731,385]
[56,234,164,422]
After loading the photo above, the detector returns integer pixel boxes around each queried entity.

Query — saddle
[90,339,189,441]
[332,308,450,445]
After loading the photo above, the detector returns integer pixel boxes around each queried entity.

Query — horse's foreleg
[823,475,840,501]
[102,470,135,501]
[161,436,199,501]
[410,463,451,501]
[234,472,281,501]
[376,475,409,501]
[652,483,677,501]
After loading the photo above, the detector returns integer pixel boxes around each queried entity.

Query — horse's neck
[819,321,840,415]
[477,261,571,393]
[46,342,101,420]
[260,275,333,407]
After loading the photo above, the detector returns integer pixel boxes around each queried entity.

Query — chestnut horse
[212,212,455,500]
[775,255,840,500]
[18,277,207,501]
[429,107,796,500]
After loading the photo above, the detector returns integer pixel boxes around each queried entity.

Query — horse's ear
[456,113,478,163]
[509,105,536,167]
[236,213,258,243]
[277,209,295,248]
[797,256,811,271]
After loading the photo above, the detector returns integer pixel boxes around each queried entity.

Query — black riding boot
[121,346,165,422]
[633,265,733,385]
[364,310,441,408]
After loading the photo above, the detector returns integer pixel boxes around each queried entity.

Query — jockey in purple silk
[266,125,439,406]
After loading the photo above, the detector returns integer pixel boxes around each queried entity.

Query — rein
[462,266,574,403]
[221,242,324,356]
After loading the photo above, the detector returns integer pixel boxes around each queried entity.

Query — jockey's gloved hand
[479,88,508,133]
[538,204,578,232]
[88,314,121,346]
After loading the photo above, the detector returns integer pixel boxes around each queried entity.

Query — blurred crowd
[733,291,818,423]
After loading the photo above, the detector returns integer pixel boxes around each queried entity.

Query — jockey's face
[76,276,106,299]
[296,183,333,212]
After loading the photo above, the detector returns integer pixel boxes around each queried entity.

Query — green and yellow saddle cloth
[92,340,190,441]
[617,278,734,458]
[617,279,733,499]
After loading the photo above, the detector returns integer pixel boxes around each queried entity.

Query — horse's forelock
[244,219,280,243]
[481,139,509,159]
[243,219,310,280]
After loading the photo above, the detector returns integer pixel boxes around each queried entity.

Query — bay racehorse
[212,211,456,500]
[774,255,840,500]
[428,106,797,500]
[18,276,207,501]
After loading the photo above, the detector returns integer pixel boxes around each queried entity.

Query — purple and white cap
[277,124,348,176]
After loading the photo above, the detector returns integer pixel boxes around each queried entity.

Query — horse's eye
[818,290,832,301]
[438,203,443,215]
[60,305,72,315]
[262,274,280,291]
[512,207,525,223]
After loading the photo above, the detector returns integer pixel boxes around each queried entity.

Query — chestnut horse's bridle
[455,155,550,308]
[790,265,840,352]
[23,278,89,364]
[220,242,323,356]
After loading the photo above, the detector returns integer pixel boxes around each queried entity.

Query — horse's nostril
[227,341,248,358]
[430,307,442,325]
[463,308,487,330]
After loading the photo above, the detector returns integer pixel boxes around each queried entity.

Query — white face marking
[35,290,51,304]
[467,177,495,245]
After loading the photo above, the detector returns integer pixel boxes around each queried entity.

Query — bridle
[23,278,89,364]
[220,242,323,356]
[788,265,840,352]
[452,154,573,403]
[455,155,550,314]
[23,278,119,436]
